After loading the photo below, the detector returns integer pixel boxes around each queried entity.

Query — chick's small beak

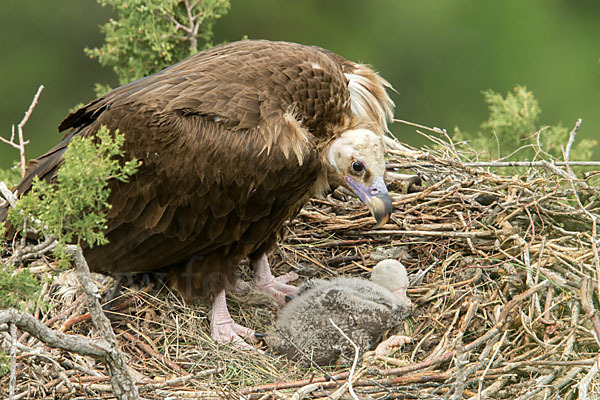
[346,176,393,228]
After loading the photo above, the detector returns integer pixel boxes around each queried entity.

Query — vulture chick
[0,40,395,348]
[266,260,411,365]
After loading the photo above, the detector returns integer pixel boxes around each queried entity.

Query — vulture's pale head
[370,259,412,308]
[326,128,392,227]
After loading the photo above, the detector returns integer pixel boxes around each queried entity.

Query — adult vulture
[1,40,395,347]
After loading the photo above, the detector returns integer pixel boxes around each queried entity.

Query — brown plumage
[1,40,395,346]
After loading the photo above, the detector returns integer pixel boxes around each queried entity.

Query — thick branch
[0,182,17,207]
[578,358,600,400]
[3,248,143,398]
[10,236,58,265]
[65,245,140,400]
[9,323,16,400]
[0,309,109,357]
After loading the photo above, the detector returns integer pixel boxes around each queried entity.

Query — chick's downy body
[266,260,411,365]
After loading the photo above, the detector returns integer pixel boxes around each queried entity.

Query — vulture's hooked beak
[346,176,393,228]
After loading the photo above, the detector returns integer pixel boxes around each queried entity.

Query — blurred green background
[1,0,599,170]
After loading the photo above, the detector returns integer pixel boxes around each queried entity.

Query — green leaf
[86,0,230,85]
[0,263,41,311]
[451,86,597,169]
[8,127,139,262]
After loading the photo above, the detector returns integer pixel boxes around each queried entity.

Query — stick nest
[2,133,600,399]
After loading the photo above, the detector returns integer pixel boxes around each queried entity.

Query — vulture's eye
[352,161,365,173]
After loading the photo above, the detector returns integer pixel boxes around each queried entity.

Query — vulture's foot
[252,253,298,305]
[374,335,412,356]
[209,290,262,350]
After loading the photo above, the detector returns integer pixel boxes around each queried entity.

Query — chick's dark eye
[352,161,365,173]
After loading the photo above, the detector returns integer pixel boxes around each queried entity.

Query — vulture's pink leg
[252,253,298,305]
[208,290,259,349]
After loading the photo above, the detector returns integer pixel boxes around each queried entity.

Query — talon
[274,271,299,284]
[284,294,293,303]
[252,254,299,306]
[254,332,267,343]
[209,290,262,350]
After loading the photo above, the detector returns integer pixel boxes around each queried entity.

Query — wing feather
[4,40,358,287]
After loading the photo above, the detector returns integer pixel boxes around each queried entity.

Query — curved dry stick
[0,309,109,358]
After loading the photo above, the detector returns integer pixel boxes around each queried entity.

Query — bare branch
[0,182,17,208]
[161,0,202,52]
[0,129,20,149]
[560,119,600,308]
[0,309,110,357]
[9,236,58,266]
[16,85,44,178]
[65,245,140,400]
[392,118,446,135]
[163,11,192,34]
[388,160,600,169]
[9,323,16,400]
[138,368,220,392]
[478,331,507,397]
[538,160,572,179]
[580,278,600,344]
[578,358,600,400]
[362,229,495,238]
[1,85,44,178]
[2,246,142,399]
[466,160,600,168]
[564,118,582,174]
[184,0,194,25]
[290,382,321,400]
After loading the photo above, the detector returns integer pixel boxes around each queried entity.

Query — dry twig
[0,85,44,178]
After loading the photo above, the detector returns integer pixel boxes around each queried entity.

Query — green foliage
[0,263,41,376]
[0,164,21,188]
[8,127,139,264]
[0,263,41,311]
[85,0,230,93]
[0,353,8,376]
[453,86,597,162]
